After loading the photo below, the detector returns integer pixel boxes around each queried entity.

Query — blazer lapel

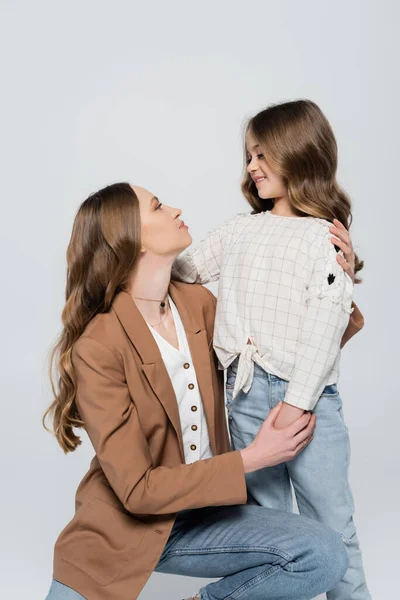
[111,290,185,461]
[112,284,218,460]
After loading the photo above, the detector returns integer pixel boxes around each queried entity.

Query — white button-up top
[172,211,354,411]
[147,296,213,464]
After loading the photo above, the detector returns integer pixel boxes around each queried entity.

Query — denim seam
[226,564,283,599]
[165,545,294,564]
[268,377,275,410]
[200,588,212,600]
[200,564,284,600]
[157,524,189,566]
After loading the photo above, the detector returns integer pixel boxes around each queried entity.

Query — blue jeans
[226,358,371,600]
[46,504,348,599]
[45,581,85,599]
[155,504,348,599]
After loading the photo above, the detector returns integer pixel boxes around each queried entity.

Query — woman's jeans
[45,581,86,599]
[46,503,349,600]
[226,358,371,600]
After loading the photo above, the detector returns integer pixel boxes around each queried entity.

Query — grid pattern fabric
[172,211,354,411]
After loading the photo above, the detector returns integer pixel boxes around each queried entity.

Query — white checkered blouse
[172,211,354,411]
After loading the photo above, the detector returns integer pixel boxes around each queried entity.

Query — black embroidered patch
[328,273,336,285]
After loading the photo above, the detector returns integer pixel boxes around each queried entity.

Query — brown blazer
[52,282,364,600]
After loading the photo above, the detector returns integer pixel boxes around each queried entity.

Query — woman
[43,182,360,600]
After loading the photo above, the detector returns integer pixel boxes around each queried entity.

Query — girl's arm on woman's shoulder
[72,335,247,516]
[171,214,242,284]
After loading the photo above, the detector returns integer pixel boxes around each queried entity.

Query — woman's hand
[240,402,316,473]
[329,218,355,282]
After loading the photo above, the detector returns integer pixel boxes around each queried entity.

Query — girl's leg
[45,579,86,599]
[155,504,349,600]
[287,386,371,600]
[226,363,293,512]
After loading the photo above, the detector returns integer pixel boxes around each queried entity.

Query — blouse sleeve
[171,214,241,284]
[283,229,354,411]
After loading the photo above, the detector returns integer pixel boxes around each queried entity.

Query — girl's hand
[329,218,355,282]
[274,402,305,430]
[240,402,316,473]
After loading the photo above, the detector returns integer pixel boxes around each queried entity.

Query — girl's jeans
[226,357,371,600]
[46,503,348,600]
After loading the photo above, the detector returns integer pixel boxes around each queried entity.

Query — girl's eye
[246,153,264,164]
[156,203,163,210]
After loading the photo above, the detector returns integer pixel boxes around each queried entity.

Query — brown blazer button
[190,444,197,451]
[155,528,164,534]
[191,424,198,431]
[188,383,195,390]
[191,405,197,412]
[183,363,190,369]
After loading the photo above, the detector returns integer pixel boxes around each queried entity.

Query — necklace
[133,294,170,328]
[149,306,170,328]
[134,294,168,309]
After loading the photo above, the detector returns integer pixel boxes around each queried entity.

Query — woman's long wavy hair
[241,99,364,282]
[42,183,141,453]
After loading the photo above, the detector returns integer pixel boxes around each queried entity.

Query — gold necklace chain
[134,294,168,309]
[133,294,170,328]
[148,304,171,328]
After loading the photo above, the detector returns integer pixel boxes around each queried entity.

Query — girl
[43,182,351,600]
[172,100,370,599]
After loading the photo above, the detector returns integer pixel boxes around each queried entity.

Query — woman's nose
[164,205,181,218]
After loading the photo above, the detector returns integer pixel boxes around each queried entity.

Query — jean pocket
[226,368,237,390]
[320,386,348,431]
[320,383,339,398]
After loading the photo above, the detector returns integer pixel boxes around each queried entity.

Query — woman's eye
[257,153,264,159]
[156,203,163,210]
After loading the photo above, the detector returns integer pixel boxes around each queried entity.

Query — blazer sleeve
[72,336,247,516]
[340,301,365,348]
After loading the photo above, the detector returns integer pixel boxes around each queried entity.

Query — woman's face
[132,185,192,258]
[246,130,287,200]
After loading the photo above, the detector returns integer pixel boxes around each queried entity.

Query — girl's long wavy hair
[42,182,141,453]
[241,99,364,282]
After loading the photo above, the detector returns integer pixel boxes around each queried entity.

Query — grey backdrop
[1,1,398,598]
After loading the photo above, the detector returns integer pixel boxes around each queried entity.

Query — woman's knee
[312,526,349,589]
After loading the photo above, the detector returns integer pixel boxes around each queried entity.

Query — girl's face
[246,130,287,200]
[132,185,192,258]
